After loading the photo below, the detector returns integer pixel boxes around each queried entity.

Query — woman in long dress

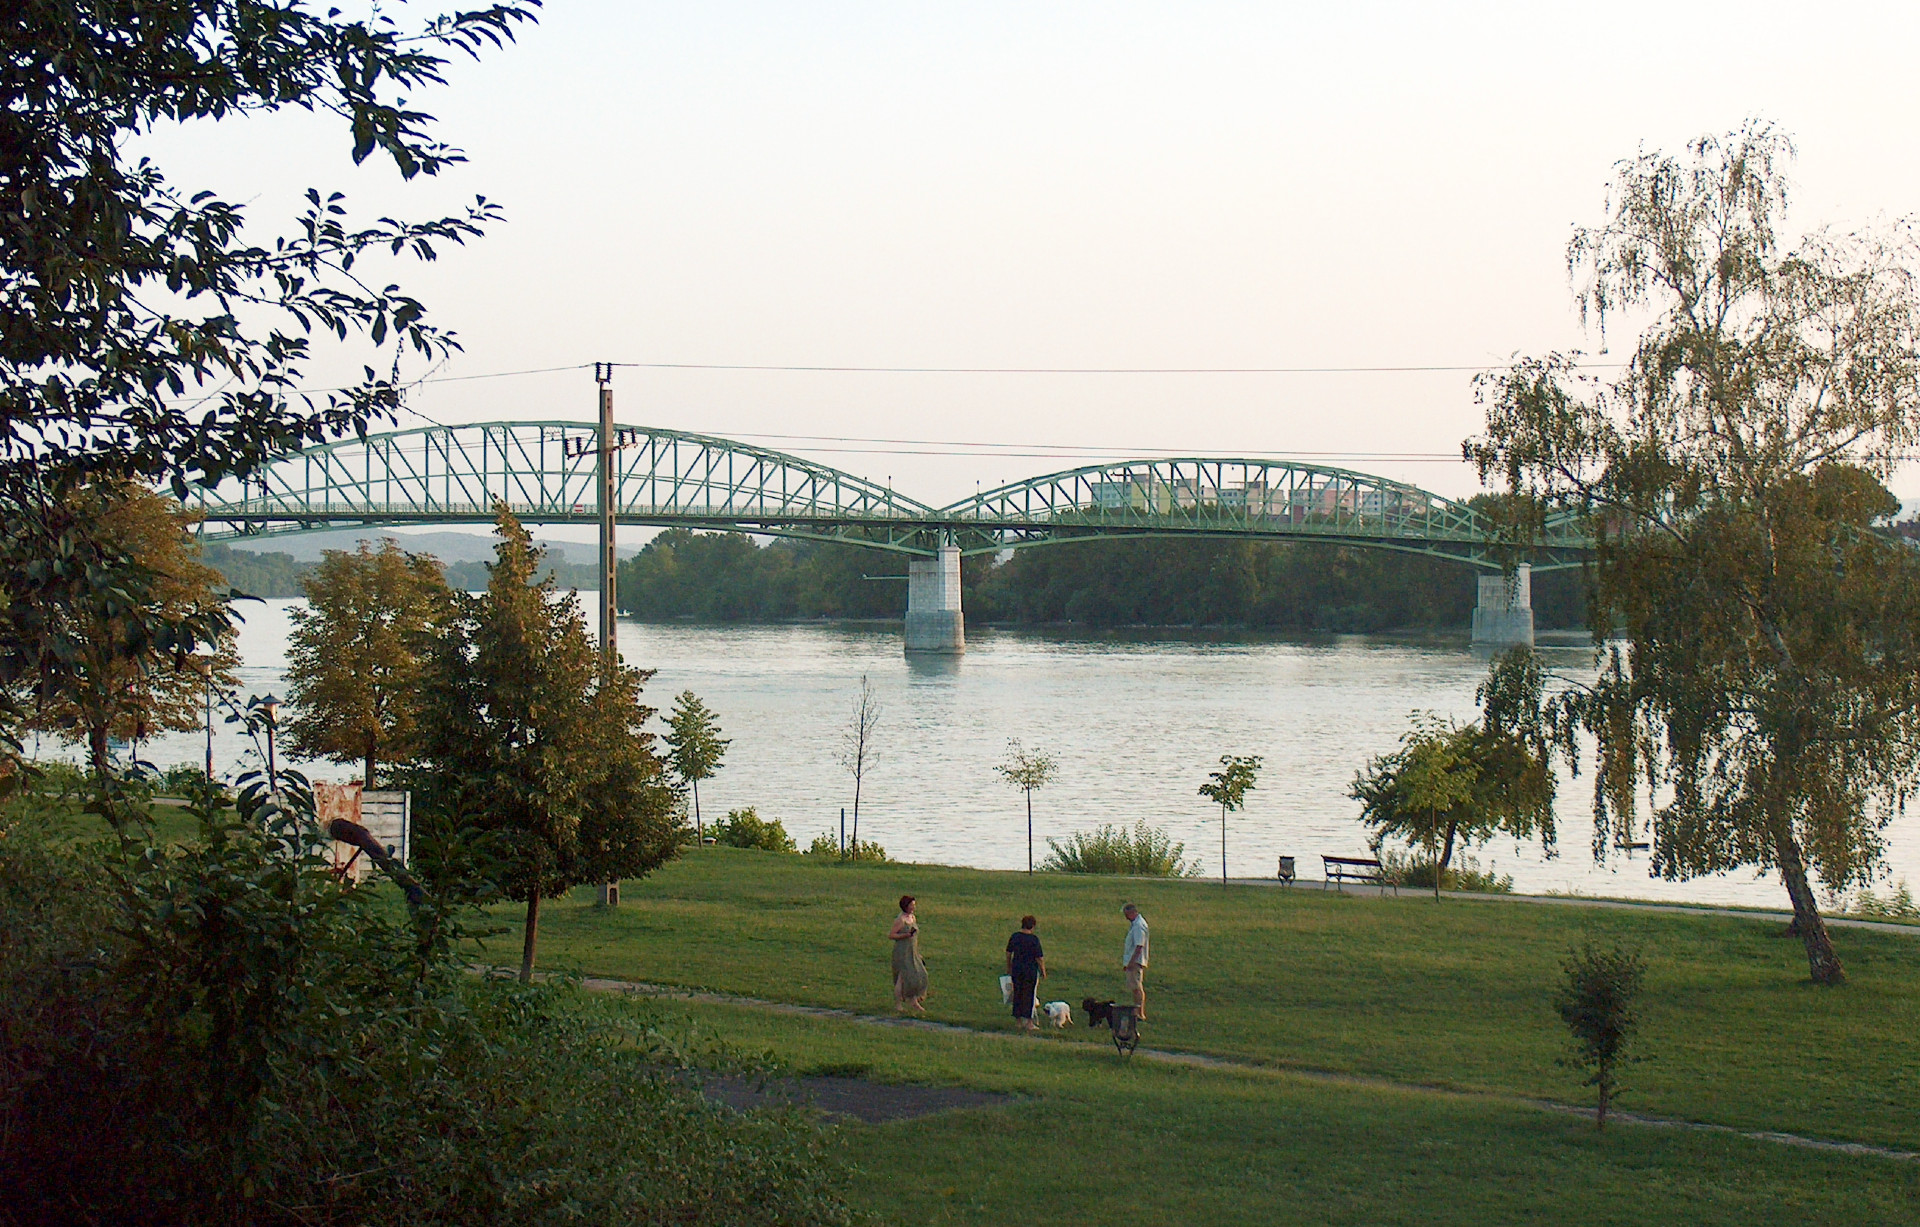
[888,894,929,1013]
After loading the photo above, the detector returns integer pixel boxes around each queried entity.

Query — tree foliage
[663,690,729,839]
[412,509,677,981]
[996,738,1057,874]
[284,540,452,787]
[1555,939,1648,1129]
[2,0,539,491]
[1468,122,1920,984]
[13,481,238,783]
[1351,650,1559,898]
[1199,753,1262,883]
[616,527,1591,631]
[0,785,857,1225]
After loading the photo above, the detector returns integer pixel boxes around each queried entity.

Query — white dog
[1040,1000,1073,1029]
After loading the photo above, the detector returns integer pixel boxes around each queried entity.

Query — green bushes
[805,833,891,863]
[0,794,856,1226]
[1376,848,1515,893]
[711,807,797,852]
[1041,821,1199,877]
[1850,881,1920,920]
[20,757,88,799]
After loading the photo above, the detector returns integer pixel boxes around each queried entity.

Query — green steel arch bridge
[194,420,1590,652]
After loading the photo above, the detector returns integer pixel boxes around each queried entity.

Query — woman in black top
[1005,915,1046,1032]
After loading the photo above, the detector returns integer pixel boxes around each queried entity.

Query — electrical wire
[610,360,1622,375]
[707,428,1459,459]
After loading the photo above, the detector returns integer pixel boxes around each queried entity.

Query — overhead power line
[610,360,1623,375]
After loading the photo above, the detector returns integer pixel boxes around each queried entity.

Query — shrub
[1041,821,1199,876]
[804,833,890,863]
[21,758,88,800]
[711,807,797,852]
[1555,938,1648,1129]
[157,763,233,803]
[0,787,857,1225]
[1377,848,1514,893]
[1851,880,1920,920]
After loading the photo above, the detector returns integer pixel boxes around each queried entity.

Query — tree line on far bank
[202,537,601,598]
[614,528,1590,633]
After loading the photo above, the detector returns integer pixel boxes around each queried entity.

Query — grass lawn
[492,849,1920,1151]
[624,994,1920,1226]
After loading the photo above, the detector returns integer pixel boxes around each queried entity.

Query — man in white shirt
[1121,903,1150,1020]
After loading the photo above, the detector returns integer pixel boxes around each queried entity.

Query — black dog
[1082,998,1118,1029]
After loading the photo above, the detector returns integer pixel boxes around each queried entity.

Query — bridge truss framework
[193,420,1593,572]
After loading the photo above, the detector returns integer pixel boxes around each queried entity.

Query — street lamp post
[191,656,214,787]
[259,693,282,793]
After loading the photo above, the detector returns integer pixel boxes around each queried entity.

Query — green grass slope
[648,997,1920,1227]
[495,849,1920,1150]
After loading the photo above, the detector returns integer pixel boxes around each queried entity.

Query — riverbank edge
[615,613,1599,644]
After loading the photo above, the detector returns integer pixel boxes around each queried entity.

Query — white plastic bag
[999,974,1013,1004]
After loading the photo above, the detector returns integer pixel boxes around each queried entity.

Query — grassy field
[621,994,1920,1226]
[494,849,1920,1152]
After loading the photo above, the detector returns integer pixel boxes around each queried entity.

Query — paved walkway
[1241,878,1920,936]
[519,969,1918,1164]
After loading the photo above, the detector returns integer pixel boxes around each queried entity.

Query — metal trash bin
[1110,1005,1140,1057]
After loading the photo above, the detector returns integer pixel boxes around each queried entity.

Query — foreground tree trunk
[519,891,541,983]
[87,721,113,787]
[1774,827,1844,985]
[1437,816,1462,899]
[1596,1059,1613,1129]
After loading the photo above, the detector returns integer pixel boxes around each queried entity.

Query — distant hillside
[202,538,605,598]
[222,527,641,566]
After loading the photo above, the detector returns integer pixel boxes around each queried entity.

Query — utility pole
[597,361,617,661]
[596,361,621,908]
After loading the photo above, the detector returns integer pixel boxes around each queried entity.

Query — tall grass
[1376,848,1515,893]
[1040,821,1199,877]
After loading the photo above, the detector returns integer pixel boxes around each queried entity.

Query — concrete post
[1470,563,1534,650]
[905,544,965,654]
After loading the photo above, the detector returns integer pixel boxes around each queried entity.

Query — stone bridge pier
[905,544,965,654]
[1470,563,1534,651]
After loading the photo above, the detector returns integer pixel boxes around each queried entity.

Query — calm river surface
[136,600,1920,909]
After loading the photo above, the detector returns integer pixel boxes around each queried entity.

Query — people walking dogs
[1121,903,1149,1021]
[1005,914,1046,1032]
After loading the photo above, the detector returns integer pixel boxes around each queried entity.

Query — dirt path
[550,971,1919,1163]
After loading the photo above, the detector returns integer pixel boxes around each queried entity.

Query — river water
[133,600,1919,909]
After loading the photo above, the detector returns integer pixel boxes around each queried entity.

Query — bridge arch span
[939,458,1587,572]
[194,420,945,553]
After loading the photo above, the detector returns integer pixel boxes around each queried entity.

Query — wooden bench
[1322,855,1397,894]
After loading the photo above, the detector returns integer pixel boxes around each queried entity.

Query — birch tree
[1469,122,1920,984]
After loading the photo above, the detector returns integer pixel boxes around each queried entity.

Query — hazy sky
[151,1,1920,511]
